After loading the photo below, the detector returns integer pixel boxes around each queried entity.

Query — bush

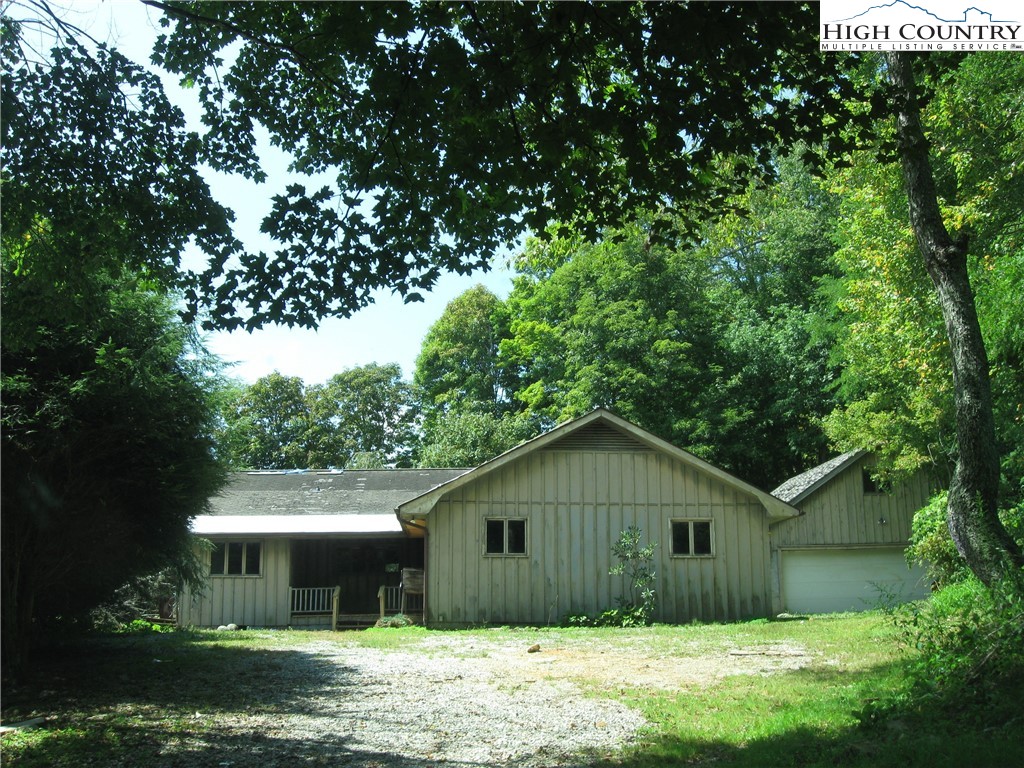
[906,491,971,586]
[877,575,1024,728]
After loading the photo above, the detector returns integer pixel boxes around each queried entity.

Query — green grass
[2,614,1021,767]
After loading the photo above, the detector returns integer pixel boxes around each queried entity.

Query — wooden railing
[378,585,402,617]
[376,581,424,619]
[290,586,337,615]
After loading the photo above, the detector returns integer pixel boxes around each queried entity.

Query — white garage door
[782,548,931,614]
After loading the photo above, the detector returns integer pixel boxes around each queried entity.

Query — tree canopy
[144,0,862,329]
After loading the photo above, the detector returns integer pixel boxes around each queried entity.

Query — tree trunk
[884,52,1023,587]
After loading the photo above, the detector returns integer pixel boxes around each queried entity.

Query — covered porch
[288,537,424,628]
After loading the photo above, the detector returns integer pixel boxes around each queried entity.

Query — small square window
[670,520,713,557]
[484,518,528,556]
[862,468,885,494]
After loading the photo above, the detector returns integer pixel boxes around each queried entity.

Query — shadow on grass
[2,631,353,718]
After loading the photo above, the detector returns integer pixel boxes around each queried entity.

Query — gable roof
[770,451,867,505]
[192,468,468,536]
[396,409,800,523]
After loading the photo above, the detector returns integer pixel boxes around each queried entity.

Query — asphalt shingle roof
[771,451,865,504]
[207,469,470,517]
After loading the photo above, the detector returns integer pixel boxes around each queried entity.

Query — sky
[63,0,517,385]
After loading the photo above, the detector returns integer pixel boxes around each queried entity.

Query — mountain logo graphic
[829,1,1017,24]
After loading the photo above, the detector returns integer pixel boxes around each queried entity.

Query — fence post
[331,586,340,631]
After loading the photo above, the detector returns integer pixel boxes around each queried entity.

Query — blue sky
[70,0,516,385]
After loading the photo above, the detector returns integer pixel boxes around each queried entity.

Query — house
[180,409,933,629]
[770,451,935,614]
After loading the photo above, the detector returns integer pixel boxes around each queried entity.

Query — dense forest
[2,2,1021,732]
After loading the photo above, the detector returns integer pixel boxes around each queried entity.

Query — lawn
[1,613,1020,767]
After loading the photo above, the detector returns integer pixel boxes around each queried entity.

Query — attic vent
[542,421,653,452]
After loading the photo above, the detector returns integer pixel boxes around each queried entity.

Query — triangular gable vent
[542,420,653,452]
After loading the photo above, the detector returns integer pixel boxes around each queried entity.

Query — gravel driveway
[162,631,812,768]
[171,636,647,767]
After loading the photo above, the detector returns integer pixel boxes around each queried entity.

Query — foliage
[906,492,970,588]
[0,6,237,328]
[608,526,657,626]
[373,613,416,629]
[503,219,725,455]
[502,162,840,490]
[147,1,864,329]
[216,364,416,469]
[311,363,417,468]
[822,56,1023,483]
[413,285,518,433]
[1,259,226,672]
[415,410,539,468]
[876,577,1024,731]
[216,372,313,469]
[114,618,176,635]
[90,566,199,632]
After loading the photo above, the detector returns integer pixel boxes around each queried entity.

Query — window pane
[211,543,226,574]
[227,542,244,574]
[506,519,527,554]
[693,522,712,555]
[671,522,691,555]
[244,542,261,575]
[486,519,505,554]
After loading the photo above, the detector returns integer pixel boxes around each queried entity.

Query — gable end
[541,421,653,452]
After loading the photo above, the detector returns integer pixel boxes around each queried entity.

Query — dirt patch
[411,632,815,691]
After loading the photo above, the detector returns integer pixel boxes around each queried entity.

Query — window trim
[669,519,714,558]
[483,517,528,557]
[210,540,263,577]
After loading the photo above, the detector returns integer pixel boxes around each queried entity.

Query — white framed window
[484,518,527,556]
[670,520,713,557]
[211,541,262,576]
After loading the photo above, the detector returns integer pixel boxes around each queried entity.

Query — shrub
[609,526,657,625]
[877,575,1024,728]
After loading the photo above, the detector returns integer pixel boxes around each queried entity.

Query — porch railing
[378,585,402,616]
[290,586,338,615]
[377,582,424,619]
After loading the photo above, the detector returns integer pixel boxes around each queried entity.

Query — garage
[781,547,931,614]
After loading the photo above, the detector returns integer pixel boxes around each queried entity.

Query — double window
[670,520,713,557]
[211,541,262,576]
[485,518,527,556]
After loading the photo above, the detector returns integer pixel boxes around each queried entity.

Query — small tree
[609,526,658,626]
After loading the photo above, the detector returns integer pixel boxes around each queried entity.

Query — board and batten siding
[772,462,934,549]
[425,447,771,626]
[178,538,291,627]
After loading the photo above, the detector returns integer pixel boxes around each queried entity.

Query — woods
[1,2,1021,734]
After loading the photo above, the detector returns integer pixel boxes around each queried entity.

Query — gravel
[172,637,649,767]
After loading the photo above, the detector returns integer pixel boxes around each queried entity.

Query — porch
[289,575,424,629]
